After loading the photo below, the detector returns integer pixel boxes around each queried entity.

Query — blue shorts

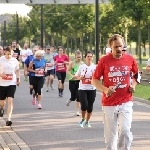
[45,69,54,76]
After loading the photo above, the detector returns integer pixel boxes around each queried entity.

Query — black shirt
[13,48,20,61]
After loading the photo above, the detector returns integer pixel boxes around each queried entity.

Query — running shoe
[6,120,12,126]
[24,76,28,81]
[32,97,36,105]
[59,92,62,97]
[0,108,4,117]
[38,104,42,109]
[75,111,80,116]
[85,121,91,128]
[78,119,85,128]
[50,84,54,90]
[66,100,71,106]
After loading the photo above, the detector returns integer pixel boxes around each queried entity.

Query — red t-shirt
[54,54,69,72]
[93,53,139,106]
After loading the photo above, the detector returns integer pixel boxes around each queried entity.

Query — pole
[40,4,44,48]
[4,21,6,46]
[95,0,99,64]
[16,12,19,44]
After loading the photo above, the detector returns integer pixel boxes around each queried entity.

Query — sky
[0,4,32,16]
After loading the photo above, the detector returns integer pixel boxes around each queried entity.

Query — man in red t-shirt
[92,34,140,150]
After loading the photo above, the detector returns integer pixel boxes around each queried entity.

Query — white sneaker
[50,84,54,90]
[75,111,80,116]
[66,100,71,106]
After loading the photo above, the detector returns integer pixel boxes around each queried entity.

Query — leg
[117,102,133,150]
[78,90,88,127]
[103,106,118,150]
[7,97,13,121]
[0,86,7,117]
[61,72,66,94]
[50,74,54,90]
[37,77,44,109]
[46,75,50,91]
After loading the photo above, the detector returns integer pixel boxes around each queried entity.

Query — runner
[74,51,96,127]
[92,34,140,149]
[66,50,84,116]
[24,46,39,95]
[54,46,69,97]
[28,50,46,109]
[44,45,55,92]
[11,40,20,61]
[0,46,20,126]
[20,43,32,81]
[50,45,58,79]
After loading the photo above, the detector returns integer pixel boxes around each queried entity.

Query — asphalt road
[1,72,150,150]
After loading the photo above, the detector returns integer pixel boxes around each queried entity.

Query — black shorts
[45,69,55,76]
[56,72,66,84]
[0,85,16,100]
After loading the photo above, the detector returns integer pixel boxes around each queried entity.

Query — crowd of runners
[0,34,143,149]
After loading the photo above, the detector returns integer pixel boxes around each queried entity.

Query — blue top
[33,57,46,77]
[25,55,34,76]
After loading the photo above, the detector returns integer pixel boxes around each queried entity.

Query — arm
[15,61,20,86]
[28,61,37,73]
[67,61,74,78]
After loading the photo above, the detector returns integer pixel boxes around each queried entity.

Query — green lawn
[133,84,150,100]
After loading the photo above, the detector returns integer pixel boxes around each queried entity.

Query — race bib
[2,74,13,80]
[35,69,44,76]
[46,63,53,70]
[12,53,18,58]
[57,63,65,70]
[82,78,91,84]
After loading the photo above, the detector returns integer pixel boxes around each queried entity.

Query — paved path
[0,72,150,150]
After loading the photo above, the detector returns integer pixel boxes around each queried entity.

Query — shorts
[56,72,66,84]
[0,85,16,100]
[45,69,55,76]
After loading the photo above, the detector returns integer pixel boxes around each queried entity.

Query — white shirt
[0,56,19,86]
[75,63,96,90]
[20,49,32,62]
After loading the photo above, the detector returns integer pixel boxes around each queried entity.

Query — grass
[133,84,150,100]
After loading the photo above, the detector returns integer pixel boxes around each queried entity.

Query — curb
[0,118,31,150]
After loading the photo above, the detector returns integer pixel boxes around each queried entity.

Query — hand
[103,86,115,97]
[0,73,6,78]
[80,75,85,80]
[129,85,135,93]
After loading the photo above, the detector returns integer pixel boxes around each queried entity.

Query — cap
[46,45,50,49]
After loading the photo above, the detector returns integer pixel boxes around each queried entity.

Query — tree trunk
[138,19,142,64]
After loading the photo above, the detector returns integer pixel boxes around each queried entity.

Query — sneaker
[6,120,12,126]
[78,119,85,128]
[85,121,91,128]
[38,104,42,109]
[59,92,62,97]
[24,76,28,81]
[32,97,36,105]
[50,84,54,90]
[0,109,4,117]
[75,111,80,116]
[66,100,71,106]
